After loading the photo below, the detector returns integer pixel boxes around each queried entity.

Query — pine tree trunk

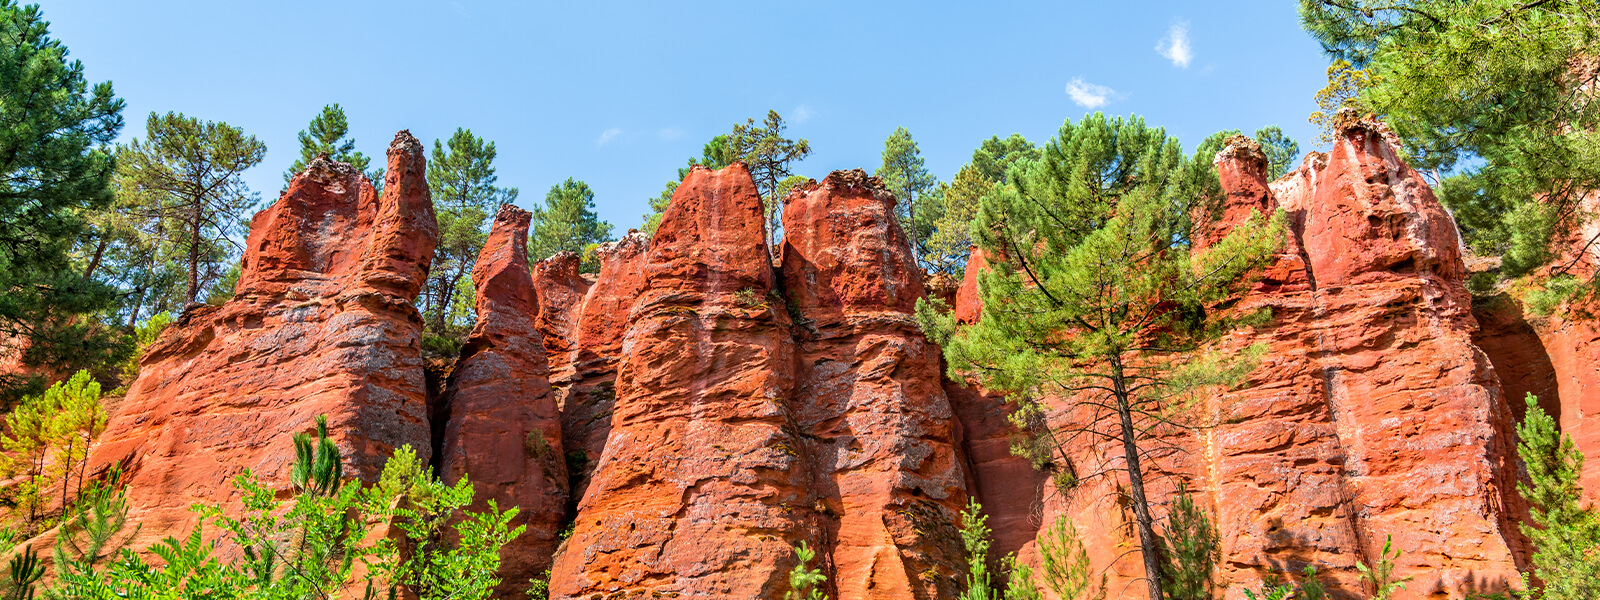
[187,202,202,304]
[1112,357,1164,600]
[83,235,108,281]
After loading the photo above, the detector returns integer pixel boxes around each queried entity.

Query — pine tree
[1253,126,1300,181]
[1161,485,1219,600]
[282,103,382,189]
[46,370,105,509]
[0,0,130,402]
[876,127,939,262]
[528,178,615,272]
[1300,0,1600,292]
[918,113,1284,600]
[116,112,266,304]
[423,128,518,335]
[1516,393,1600,599]
[724,111,811,250]
[925,135,1041,276]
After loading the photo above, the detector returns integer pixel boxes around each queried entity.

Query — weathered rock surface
[85,132,437,546]
[531,251,589,381]
[548,164,814,599]
[780,170,968,599]
[1204,120,1526,598]
[436,204,568,595]
[553,230,649,501]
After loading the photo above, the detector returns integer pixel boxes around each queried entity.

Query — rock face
[1200,121,1525,597]
[548,164,814,599]
[552,230,650,501]
[531,251,590,381]
[780,170,968,599]
[436,205,568,595]
[86,133,437,546]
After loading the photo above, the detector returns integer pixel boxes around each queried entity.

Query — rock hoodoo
[548,164,814,599]
[85,132,438,547]
[55,118,1586,600]
[780,170,968,599]
[436,204,568,595]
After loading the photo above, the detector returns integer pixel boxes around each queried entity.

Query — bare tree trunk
[187,203,202,304]
[1113,357,1165,600]
[83,234,109,281]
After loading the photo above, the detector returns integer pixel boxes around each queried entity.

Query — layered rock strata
[548,164,815,599]
[436,205,568,595]
[780,170,968,599]
[85,133,437,546]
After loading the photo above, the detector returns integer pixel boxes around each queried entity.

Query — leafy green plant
[1001,555,1042,600]
[2,545,43,600]
[960,499,996,600]
[1161,486,1219,600]
[1038,515,1103,600]
[1515,393,1600,599]
[1240,580,1295,600]
[1356,535,1411,600]
[53,464,139,580]
[785,541,827,600]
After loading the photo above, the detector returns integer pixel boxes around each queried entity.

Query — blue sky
[44,0,1332,233]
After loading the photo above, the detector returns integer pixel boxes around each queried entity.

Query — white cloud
[793,104,814,123]
[1065,78,1113,109]
[596,128,622,147]
[658,127,685,141]
[1156,23,1192,68]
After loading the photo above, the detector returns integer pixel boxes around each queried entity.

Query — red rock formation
[436,205,568,595]
[531,251,589,380]
[780,170,968,599]
[85,133,437,547]
[1204,119,1526,597]
[548,164,813,599]
[555,231,649,501]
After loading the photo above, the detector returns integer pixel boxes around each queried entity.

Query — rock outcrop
[1200,121,1525,597]
[548,164,814,599]
[531,251,589,381]
[780,170,968,599]
[85,132,437,546]
[552,231,650,501]
[436,205,568,595]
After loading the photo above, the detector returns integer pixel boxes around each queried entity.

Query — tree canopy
[529,178,615,272]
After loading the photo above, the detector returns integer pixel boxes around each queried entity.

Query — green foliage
[291,415,342,497]
[1355,535,1411,600]
[876,127,939,261]
[370,446,525,600]
[919,113,1284,600]
[1240,581,1293,600]
[1252,126,1299,181]
[528,178,615,273]
[46,423,519,600]
[1300,0,1600,291]
[784,541,827,600]
[4,545,43,600]
[1,370,106,531]
[282,103,380,188]
[1516,393,1600,599]
[924,135,1042,276]
[52,465,139,588]
[1000,555,1042,600]
[116,112,266,304]
[1037,516,1099,600]
[1306,59,1371,146]
[959,499,996,600]
[1527,275,1581,317]
[0,0,129,402]
[723,111,812,248]
[423,127,518,336]
[1160,486,1219,600]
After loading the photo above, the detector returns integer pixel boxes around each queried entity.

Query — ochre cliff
[436,204,568,596]
[548,164,814,599]
[780,170,968,599]
[84,132,437,547]
[52,118,1591,600]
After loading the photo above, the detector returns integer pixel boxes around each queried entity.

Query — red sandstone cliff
[780,170,969,599]
[548,164,815,599]
[436,205,568,596]
[84,132,437,547]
